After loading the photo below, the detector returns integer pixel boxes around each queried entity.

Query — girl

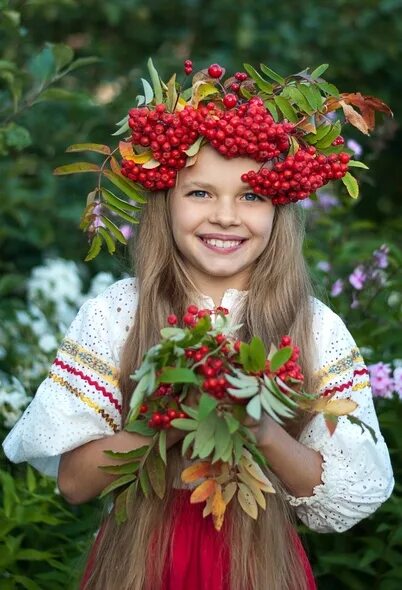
[3,61,394,590]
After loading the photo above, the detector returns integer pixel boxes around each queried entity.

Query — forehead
[175,144,261,190]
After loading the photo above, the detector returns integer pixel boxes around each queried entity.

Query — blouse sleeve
[2,279,137,478]
[287,301,394,533]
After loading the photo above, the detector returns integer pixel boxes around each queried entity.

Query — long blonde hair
[84,192,317,590]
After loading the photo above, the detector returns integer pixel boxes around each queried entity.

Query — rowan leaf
[182,431,196,455]
[158,430,167,465]
[237,483,258,519]
[66,143,111,155]
[170,418,198,431]
[146,449,166,498]
[348,160,369,170]
[341,102,369,135]
[114,487,129,524]
[84,234,102,261]
[99,473,137,498]
[243,63,274,94]
[313,397,358,416]
[246,395,262,421]
[238,471,266,509]
[202,494,214,517]
[184,136,204,157]
[139,467,151,497]
[211,484,227,531]
[181,461,211,483]
[99,217,127,245]
[102,188,141,213]
[274,96,298,122]
[198,393,218,421]
[103,169,147,204]
[54,162,100,175]
[260,64,285,85]
[270,346,292,372]
[249,336,267,372]
[310,64,329,79]
[98,226,115,254]
[141,78,154,104]
[190,479,217,503]
[222,481,237,504]
[159,367,199,384]
[240,451,275,491]
[147,57,163,103]
[341,172,359,199]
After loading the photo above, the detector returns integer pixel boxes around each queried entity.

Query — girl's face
[169,145,275,296]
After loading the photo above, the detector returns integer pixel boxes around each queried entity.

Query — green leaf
[13,576,41,590]
[160,327,186,340]
[114,487,129,524]
[179,403,199,420]
[104,202,139,224]
[184,136,204,157]
[297,83,324,111]
[318,81,340,97]
[112,120,130,136]
[270,346,292,372]
[224,413,240,434]
[285,86,314,114]
[194,415,217,457]
[159,430,167,464]
[28,45,55,82]
[66,143,111,155]
[146,449,166,498]
[84,234,103,261]
[198,393,218,420]
[103,169,147,203]
[139,467,151,497]
[100,216,128,245]
[99,473,137,498]
[54,162,100,175]
[341,172,359,199]
[98,226,116,254]
[260,63,285,85]
[166,73,178,112]
[65,56,100,73]
[16,548,54,561]
[26,466,36,493]
[264,100,279,121]
[243,63,274,94]
[147,57,163,103]
[274,96,298,122]
[99,461,140,475]
[212,418,231,461]
[125,420,155,436]
[249,336,267,372]
[310,64,329,79]
[141,78,154,104]
[159,367,199,384]
[246,395,262,421]
[35,88,89,103]
[104,446,148,460]
[182,431,196,455]
[170,418,198,431]
[52,43,74,71]
[347,160,369,170]
[315,121,342,149]
[101,188,141,212]
[3,123,31,150]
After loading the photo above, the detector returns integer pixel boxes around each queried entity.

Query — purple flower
[120,224,134,240]
[298,198,314,209]
[346,139,363,157]
[317,261,331,273]
[393,367,402,398]
[349,265,367,290]
[368,362,394,398]
[317,191,339,210]
[373,244,389,269]
[330,279,344,297]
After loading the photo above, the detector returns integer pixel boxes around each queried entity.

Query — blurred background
[1,1,401,588]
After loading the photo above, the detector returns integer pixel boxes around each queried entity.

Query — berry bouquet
[100,306,370,530]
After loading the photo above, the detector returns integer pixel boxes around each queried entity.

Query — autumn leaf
[237,483,258,519]
[240,451,275,492]
[190,479,217,503]
[340,102,369,135]
[325,92,392,132]
[238,470,267,509]
[222,481,237,504]
[202,495,214,517]
[191,81,219,108]
[212,484,227,531]
[312,397,358,416]
[181,461,212,483]
[119,141,152,164]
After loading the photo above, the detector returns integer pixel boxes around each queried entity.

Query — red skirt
[81,490,316,590]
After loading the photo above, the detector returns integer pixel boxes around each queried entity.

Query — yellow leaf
[222,481,237,504]
[312,397,358,416]
[203,495,214,517]
[191,81,219,109]
[212,484,227,531]
[237,483,258,519]
[240,451,275,491]
[119,141,134,159]
[182,461,212,483]
[190,479,217,503]
[238,472,267,509]
[174,97,188,112]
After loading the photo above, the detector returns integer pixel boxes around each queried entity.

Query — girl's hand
[243,412,276,448]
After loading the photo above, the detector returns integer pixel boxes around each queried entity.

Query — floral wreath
[54,58,391,261]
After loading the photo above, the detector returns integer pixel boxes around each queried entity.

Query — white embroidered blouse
[2,278,394,533]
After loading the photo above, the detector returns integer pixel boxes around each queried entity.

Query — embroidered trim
[59,338,119,386]
[49,372,120,432]
[53,358,122,413]
[320,367,369,397]
[316,347,363,387]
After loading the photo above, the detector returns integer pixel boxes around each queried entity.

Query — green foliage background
[1,0,401,588]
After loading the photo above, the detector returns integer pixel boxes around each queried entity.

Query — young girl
[3,61,394,590]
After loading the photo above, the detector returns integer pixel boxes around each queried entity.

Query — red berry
[187,304,199,315]
[167,314,178,325]
[215,334,226,345]
[183,313,195,326]
[198,309,210,318]
[140,403,148,414]
[223,94,237,109]
[281,335,292,347]
[208,63,223,78]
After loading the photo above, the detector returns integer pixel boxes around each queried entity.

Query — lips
[198,234,247,253]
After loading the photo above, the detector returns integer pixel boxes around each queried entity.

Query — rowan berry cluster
[241,146,350,205]
[272,335,304,384]
[147,408,186,429]
[168,305,228,329]
[186,339,232,400]
[199,97,293,161]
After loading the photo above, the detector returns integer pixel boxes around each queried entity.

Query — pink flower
[373,244,389,269]
[120,224,134,240]
[346,139,363,157]
[349,265,367,290]
[368,362,394,398]
[393,367,402,398]
[330,279,344,297]
[317,261,331,273]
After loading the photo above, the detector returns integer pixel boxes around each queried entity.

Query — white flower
[38,333,58,353]
[86,272,115,299]
[27,257,83,308]
[0,375,31,428]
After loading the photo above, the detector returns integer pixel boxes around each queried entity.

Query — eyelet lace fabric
[3,278,394,532]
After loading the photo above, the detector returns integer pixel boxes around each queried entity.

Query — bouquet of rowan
[100,306,369,531]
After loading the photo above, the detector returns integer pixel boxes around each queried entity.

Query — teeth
[203,238,242,249]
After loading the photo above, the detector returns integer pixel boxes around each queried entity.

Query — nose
[208,195,241,227]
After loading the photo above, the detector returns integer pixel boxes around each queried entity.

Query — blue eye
[188,190,208,198]
[243,192,263,202]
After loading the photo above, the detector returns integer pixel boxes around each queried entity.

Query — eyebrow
[180,180,248,191]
